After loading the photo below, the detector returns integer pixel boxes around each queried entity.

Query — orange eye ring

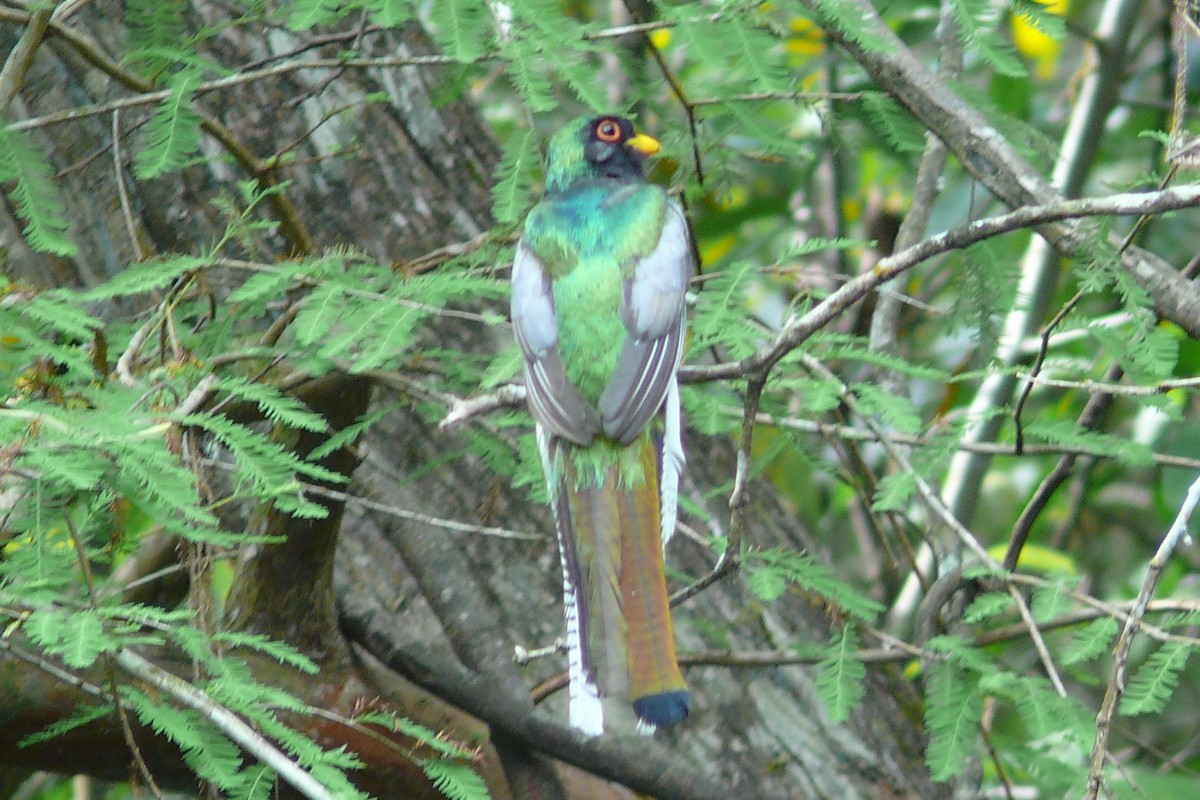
[595,118,622,143]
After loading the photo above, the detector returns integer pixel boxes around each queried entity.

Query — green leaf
[861,92,926,154]
[212,630,320,674]
[949,0,1026,78]
[503,39,556,113]
[1061,617,1118,666]
[745,548,883,622]
[125,0,190,77]
[134,68,204,179]
[365,0,413,27]
[217,376,328,433]
[423,759,492,800]
[428,0,492,62]
[805,1,893,53]
[1121,641,1191,716]
[492,130,540,226]
[1030,574,1076,624]
[925,660,983,781]
[871,471,917,513]
[19,701,115,747]
[287,0,344,30]
[58,610,109,668]
[816,623,865,723]
[853,383,922,433]
[83,254,206,300]
[962,592,1014,625]
[0,125,77,255]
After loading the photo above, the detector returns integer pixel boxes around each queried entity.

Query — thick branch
[801,0,1200,338]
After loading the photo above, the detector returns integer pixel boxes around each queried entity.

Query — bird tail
[540,430,689,735]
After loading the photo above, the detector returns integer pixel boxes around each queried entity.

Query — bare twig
[1084,472,1200,799]
[1004,362,1123,570]
[111,109,146,261]
[670,373,765,606]
[438,384,526,430]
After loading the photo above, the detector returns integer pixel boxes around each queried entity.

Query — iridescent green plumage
[511,115,693,734]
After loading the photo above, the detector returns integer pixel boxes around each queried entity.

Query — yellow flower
[1013,0,1070,81]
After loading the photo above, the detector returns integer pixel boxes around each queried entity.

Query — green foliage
[924,658,985,782]
[1030,573,1076,623]
[428,0,492,62]
[949,240,1019,353]
[0,125,77,255]
[125,0,190,77]
[948,0,1025,78]
[1061,617,1118,666]
[134,68,204,179]
[492,129,541,225]
[745,548,884,623]
[962,592,1014,624]
[861,92,926,155]
[815,623,865,722]
[357,712,493,800]
[1121,641,1191,717]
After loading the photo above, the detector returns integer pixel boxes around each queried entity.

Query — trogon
[510,115,693,735]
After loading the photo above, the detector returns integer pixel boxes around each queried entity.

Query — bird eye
[594,119,622,143]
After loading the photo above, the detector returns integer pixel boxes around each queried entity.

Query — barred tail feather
[659,377,684,548]
[537,426,605,735]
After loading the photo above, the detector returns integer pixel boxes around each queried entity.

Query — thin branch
[681,184,1200,383]
[798,354,1071,696]
[114,649,338,800]
[1004,362,1123,571]
[111,108,146,261]
[438,384,526,430]
[1084,471,1200,800]
[0,2,52,113]
[670,373,764,606]
[687,90,865,107]
[66,516,165,798]
[0,635,108,699]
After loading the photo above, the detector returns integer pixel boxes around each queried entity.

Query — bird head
[544,115,661,193]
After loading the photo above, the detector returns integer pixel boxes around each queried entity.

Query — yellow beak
[627,133,662,156]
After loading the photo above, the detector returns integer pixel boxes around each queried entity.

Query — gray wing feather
[599,202,694,444]
[511,241,601,445]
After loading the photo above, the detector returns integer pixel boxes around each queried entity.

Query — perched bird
[511,115,693,735]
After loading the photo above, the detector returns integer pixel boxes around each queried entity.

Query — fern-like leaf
[492,130,540,226]
[424,760,492,800]
[0,125,77,255]
[962,592,1015,625]
[861,92,926,154]
[125,0,190,77]
[816,623,865,723]
[1121,641,1191,716]
[745,548,883,622]
[217,376,328,433]
[134,69,204,179]
[429,0,492,62]
[19,701,115,748]
[949,0,1026,77]
[925,661,983,782]
[286,0,345,30]
[1062,617,1118,666]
